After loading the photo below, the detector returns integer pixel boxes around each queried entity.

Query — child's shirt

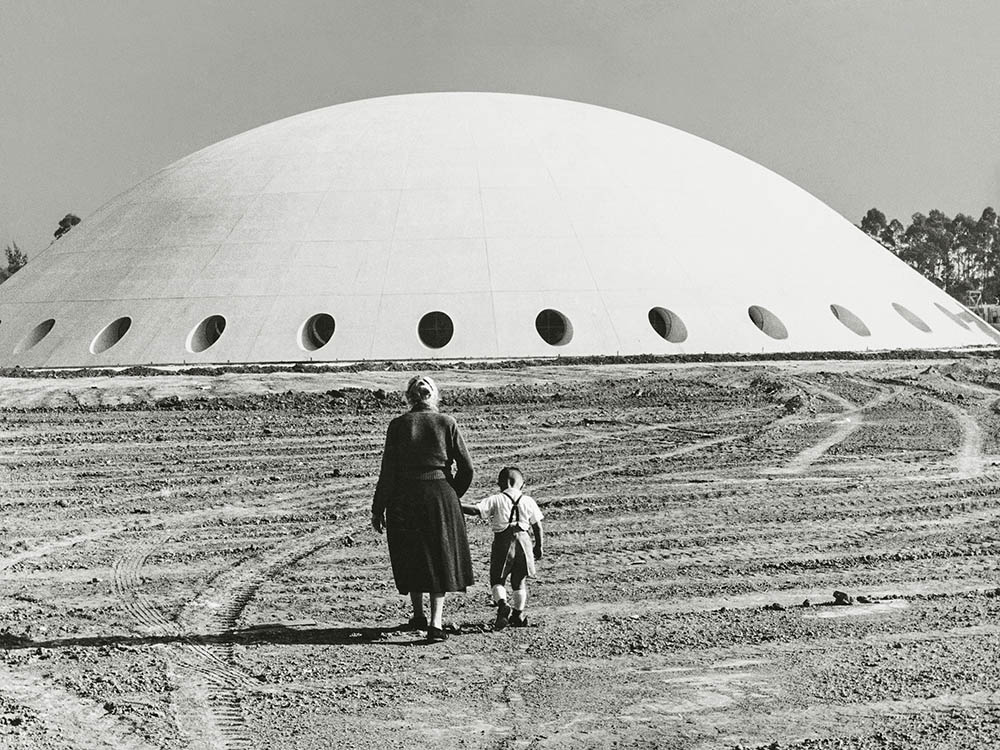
[473,490,544,533]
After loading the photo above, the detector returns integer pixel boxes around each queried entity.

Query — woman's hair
[405,375,440,408]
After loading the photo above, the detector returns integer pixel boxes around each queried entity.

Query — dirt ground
[3,358,1000,749]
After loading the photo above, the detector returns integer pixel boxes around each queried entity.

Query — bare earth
[3,359,1000,749]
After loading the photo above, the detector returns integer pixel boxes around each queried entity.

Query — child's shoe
[494,600,511,630]
[509,610,528,627]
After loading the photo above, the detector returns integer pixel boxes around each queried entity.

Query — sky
[2,0,1000,255]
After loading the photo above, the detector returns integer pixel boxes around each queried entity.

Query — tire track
[774,382,903,475]
[873,375,992,479]
[112,537,257,688]
[111,523,334,749]
[110,483,369,750]
[0,497,279,750]
[167,532,333,749]
[920,395,986,479]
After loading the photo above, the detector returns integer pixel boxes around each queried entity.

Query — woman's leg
[410,591,425,618]
[429,592,445,628]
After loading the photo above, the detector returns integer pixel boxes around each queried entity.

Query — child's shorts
[490,528,536,590]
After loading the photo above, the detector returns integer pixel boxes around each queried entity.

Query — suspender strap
[504,491,522,530]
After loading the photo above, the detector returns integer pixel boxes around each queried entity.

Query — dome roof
[1,92,995,366]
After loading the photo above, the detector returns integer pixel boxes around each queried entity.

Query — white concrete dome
[1,92,996,367]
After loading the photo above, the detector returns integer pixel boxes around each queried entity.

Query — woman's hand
[372,512,385,534]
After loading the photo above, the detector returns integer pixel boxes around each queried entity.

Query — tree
[886,218,906,251]
[900,212,941,282]
[5,240,26,273]
[859,207,888,238]
[0,240,27,284]
[947,212,981,300]
[859,207,904,254]
[54,213,81,240]
[974,207,1000,301]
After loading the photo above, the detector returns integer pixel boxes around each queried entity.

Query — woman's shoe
[509,611,528,627]
[404,615,428,631]
[426,626,449,643]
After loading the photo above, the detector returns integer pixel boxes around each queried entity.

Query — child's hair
[497,466,524,488]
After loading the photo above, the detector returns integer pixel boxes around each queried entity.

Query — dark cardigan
[372,405,474,516]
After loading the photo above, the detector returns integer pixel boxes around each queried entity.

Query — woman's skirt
[385,477,474,594]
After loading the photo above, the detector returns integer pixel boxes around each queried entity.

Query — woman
[372,375,475,642]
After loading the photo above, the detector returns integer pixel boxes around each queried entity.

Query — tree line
[859,207,1000,304]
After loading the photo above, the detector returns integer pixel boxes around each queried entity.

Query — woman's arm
[449,422,474,498]
[372,423,396,532]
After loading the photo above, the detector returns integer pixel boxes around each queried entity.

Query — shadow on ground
[0,620,488,651]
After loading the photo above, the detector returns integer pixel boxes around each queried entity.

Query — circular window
[934,302,970,330]
[91,317,132,354]
[648,307,688,343]
[417,311,454,349]
[829,304,871,337]
[299,313,335,351]
[14,319,56,354]
[892,303,931,333]
[186,315,227,353]
[535,308,573,346]
[747,306,788,340]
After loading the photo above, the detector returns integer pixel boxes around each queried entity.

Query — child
[462,466,544,629]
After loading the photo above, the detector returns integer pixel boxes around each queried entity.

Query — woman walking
[372,375,475,642]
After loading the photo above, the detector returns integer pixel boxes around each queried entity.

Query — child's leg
[493,587,512,629]
[510,570,528,612]
[510,585,527,612]
[489,535,507,606]
[492,582,512,630]
[508,568,529,626]
[489,537,512,629]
